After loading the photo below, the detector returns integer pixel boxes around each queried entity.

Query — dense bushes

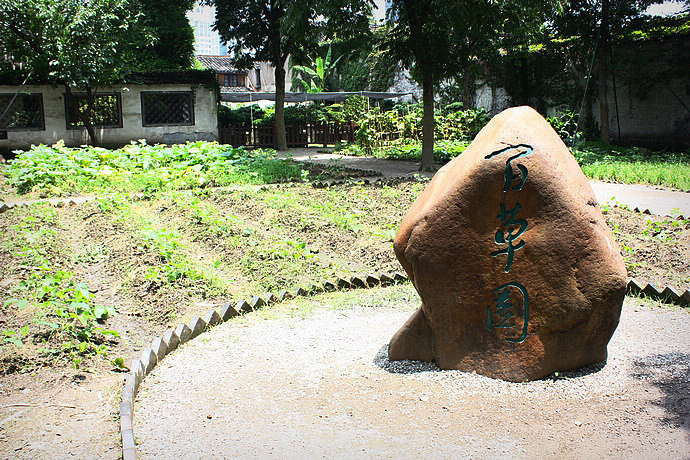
[218,101,362,126]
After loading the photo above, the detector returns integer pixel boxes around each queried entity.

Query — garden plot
[0,142,688,458]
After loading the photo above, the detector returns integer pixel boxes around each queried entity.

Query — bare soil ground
[0,175,688,458]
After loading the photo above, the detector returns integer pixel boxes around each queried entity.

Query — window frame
[64,92,123,130]
[0,92,45,131]
[140,91,195,127]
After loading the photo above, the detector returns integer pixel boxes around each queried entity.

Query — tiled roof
[0,69,217,86]
[196,55,247,74]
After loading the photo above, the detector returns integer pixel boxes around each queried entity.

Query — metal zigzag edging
[118,271,409,460]
[118,272,689,459]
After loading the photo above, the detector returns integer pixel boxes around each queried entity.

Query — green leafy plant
[6,141,309,197]
[292,45,344,93]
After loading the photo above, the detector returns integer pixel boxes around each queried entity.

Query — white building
[0,77,218,149]
[187,3,226,56]
[373,0,391,24]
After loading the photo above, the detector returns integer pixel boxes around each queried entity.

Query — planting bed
[0,164,688,458]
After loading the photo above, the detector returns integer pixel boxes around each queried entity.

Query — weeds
[0,205,120,370]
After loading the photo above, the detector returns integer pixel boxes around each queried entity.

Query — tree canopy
[386,0,559,171]
[549,0,665,143]
[138,0,196,70]
[0,0,154,145]
[207,0,373,150]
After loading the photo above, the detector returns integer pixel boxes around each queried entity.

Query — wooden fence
[218,122,357,148]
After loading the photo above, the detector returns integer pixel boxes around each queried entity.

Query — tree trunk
[462,62,473,109]
[274,64,288,151]
[64,84,99,147]
[598,0,610,144]
[420,73,435,172]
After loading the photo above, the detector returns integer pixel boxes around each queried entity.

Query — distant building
[195,55,255,93]
[0,72,219,149]
[196,55,293,96]
[187,3,226,56]
[373,0,391,24]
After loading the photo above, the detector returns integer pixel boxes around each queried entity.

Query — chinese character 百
[484,143,534,192]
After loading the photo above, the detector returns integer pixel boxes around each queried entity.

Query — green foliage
[140,227,201,285]
[349,105,488,155]
[292,45,343,93]
[339,60,370,91]
[444,102,465,113]
[138,0,196,70]
[209,0,373,149]
[0,0,154,145]
[218,104,265,126]
[220,102,359,127]
[256,104,327,125]
[437,108,490,141]
[385,0,559,169]
[343,96,367,122]
[547,110,581,146]
[0,0,153,86]
[2,205,119,368]
[6,141,307,196]
[574,144,690,190]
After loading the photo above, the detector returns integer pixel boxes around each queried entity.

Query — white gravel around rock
[134,291,689,459]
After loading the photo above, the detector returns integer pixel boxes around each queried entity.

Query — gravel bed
[134,288,689,459]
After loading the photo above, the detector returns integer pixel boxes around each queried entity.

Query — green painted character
[485,282,529,343]
[484,143,534,192]
[491,202,527,273]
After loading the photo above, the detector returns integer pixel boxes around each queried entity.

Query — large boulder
[388,106,627,382]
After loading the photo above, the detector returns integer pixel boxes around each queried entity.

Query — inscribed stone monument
[388,106,627,382]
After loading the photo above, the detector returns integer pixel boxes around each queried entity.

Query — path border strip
[118,273,689,459]
[119,271,407,460]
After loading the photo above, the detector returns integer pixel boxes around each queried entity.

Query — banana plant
[292,45,343,93]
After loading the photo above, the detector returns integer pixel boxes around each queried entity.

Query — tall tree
[208,0,373,151]
[139,0,196,70]
[0,0,153,146]
[550,0,663,143]
[387,0,557,171]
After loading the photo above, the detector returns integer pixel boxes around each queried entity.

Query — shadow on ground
[630,352,690,431]
[373,344,609,380]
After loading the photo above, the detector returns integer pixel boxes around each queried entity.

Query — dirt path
[134,286,689,459]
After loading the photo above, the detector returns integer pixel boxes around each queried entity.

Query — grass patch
[576,150,690,190]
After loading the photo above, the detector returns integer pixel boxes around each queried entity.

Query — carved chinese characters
[388,106,627,382]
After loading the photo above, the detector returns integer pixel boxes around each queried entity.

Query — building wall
[251,61,294,93]
[0,83,218,149]
[187,3,225,56]
[387,67,422,103]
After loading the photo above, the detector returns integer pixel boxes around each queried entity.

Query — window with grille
[0,93,44,130]
[65,93,122,129]
[141,91,195,126]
